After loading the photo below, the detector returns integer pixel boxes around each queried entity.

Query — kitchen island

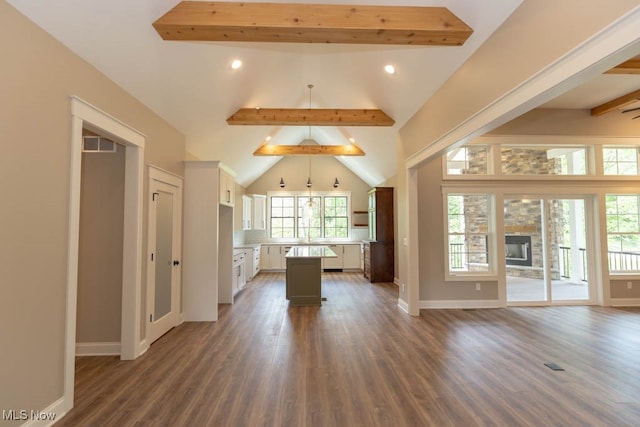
[285,245,337,306]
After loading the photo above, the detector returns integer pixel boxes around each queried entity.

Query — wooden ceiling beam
[253,144,365,156]
[605,58,640,74]
[591,88,640,116]
[153,1,473,46]
[227,108,394,126]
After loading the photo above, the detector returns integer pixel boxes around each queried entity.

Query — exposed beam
[591,88,640,116]
[605,58,640,74]
[227,108,395,126]
[253,144,365,156]
[153,1,473,46]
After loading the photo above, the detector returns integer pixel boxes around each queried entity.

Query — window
[603,147,638,175]
[501,146,587,175]
[446,194,492,275]
[605,194,640,272]
[446,146,488,175]
[269,192,350,239]
[324,196,349,238]
[297,196,321,239]
[270,196,295,238]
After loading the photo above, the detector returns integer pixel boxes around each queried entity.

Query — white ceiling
[542,72,640,110]
[8,0,524,186]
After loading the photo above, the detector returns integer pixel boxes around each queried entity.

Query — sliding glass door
[505,196,592,305]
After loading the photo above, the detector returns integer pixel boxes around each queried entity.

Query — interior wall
[399,0,640,160]
[246,156,371,213]
[417,158,499,301]
[77,144,125,344]
[397,0,639,307]
[0,1,185,417]
[488,108,640,137]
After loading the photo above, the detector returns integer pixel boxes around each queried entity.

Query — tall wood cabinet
[363,187,394,283]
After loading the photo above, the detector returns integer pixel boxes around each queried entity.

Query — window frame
[443,191,497,281]
[602,146,640,176]
[604,193,640,274]
[267,191,352,242]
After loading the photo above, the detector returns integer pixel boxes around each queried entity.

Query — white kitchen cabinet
[251,194,267,230]
[261,245,283,270]
[242,195,252,230]
[240,246,260,281]
[232,250,246,296]
[343,244,362,270]
[219,168,235,207]
[252,246,261,277]
[183,161,234,321]
[322,245,343,269]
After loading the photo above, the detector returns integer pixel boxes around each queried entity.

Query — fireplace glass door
[505,197,591,304]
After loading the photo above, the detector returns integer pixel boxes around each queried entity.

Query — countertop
[285,245,338,258]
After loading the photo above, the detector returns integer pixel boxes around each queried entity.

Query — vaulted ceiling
[7,0,527,186]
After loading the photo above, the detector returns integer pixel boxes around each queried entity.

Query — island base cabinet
[286,258,321,306]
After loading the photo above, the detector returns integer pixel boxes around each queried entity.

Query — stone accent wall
[501,147,563,175]
[457,147,566,277]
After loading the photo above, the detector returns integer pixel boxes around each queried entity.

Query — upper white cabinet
[219,168,235,207]
[242,195,252,230]
[241,194,267,231]
[252,194,267,230]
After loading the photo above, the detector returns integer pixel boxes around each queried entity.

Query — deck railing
[451,243,640,276]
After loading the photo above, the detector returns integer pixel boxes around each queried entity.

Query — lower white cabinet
[259,243,361,271]
[232,250,246,296]
[322,245,343,269]
[261,245,283,270]
[343,244,362,270]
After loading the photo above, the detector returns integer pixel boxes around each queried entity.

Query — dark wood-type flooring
[59,272,640,426]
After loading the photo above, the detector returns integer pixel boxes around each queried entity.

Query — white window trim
[266,191,352,243]
[442,136,640,181]
[604,193,640,275]
[443,190,498,282]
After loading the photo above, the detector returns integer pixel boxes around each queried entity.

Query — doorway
[505,196,593,305]
[63,97,145,415]
[147,167,183,343]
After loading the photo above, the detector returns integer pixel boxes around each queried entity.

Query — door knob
[173,260,180,266]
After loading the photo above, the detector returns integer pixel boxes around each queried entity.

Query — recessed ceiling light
[384,64,396,74]
[265,136,272,142]
[349,137,356,143]
[231,59,242,70]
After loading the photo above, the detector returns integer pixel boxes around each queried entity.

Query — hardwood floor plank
[58,272,640,426]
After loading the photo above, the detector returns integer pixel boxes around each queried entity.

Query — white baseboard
[420,299,502,309]
[20,396,65,427]
[75,341,120,356]
[610,298,640,307]
[397,298,409,313]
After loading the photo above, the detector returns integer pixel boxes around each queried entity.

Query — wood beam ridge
[253,144,365,156]
[153,1,473,46]
[227,108,395,126]
[591,88,640,116]
[605,58,640,74]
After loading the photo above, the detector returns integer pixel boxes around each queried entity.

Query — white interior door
[147,169,182,343]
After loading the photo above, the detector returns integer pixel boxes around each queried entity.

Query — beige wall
[0,1,185,418]
[77,145,125,343]
[397,0,639,305]
[245,156,371,213]
[399,0,640,160]
[489,108,640,137]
